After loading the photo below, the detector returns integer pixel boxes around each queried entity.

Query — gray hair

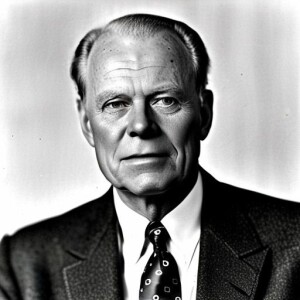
[70,14,210,100]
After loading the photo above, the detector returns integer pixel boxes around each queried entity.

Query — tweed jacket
[1,169,300,300]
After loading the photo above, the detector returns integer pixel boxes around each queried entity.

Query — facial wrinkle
[104,65,164,76]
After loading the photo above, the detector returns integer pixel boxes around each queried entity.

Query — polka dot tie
[139,221,182,300]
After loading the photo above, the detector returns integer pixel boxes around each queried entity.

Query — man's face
[81,30,211,196]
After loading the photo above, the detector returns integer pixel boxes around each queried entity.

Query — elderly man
[1,14,300,300]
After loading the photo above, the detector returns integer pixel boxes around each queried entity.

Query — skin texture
[78,30,213,220]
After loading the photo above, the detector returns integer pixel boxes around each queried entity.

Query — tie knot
[145,221,169,250]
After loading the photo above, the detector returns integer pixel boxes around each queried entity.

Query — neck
[116,169,199,221]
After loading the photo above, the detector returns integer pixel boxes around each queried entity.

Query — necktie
[139,221,182,300]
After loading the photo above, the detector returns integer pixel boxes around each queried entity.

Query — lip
[122,153,168,160]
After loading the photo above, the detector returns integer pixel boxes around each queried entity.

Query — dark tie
[139,221,182,300]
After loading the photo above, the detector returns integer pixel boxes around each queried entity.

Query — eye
[153,97,177,107]
[102,100,130,112]
[152,97,181,114]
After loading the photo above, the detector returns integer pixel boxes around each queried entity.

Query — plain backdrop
[0,0,299,238]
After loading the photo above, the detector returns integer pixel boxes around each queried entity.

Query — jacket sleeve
[0,235,20,300]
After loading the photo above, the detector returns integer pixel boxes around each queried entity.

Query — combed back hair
[70,14,210,101]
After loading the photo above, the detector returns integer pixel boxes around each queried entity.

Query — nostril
[127,118,160,138]
[129,131,138,138]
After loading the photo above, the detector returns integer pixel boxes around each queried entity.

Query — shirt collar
[162,172,202,265]
[114,171,203,264]
[114,189,149,263]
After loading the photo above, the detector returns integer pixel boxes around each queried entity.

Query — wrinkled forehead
[87,29,194,81]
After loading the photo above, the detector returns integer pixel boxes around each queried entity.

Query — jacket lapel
[197,169,270,300]
[62,188,123,300]
[59,169,270,300]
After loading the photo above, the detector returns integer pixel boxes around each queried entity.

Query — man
[0,13,300,300]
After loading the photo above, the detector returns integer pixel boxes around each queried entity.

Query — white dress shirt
[114,172,203,300]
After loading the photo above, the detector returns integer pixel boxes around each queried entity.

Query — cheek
[168,112,201,151]
[90,119,118,159]
[91,122,122,184]
[90,113,123,144]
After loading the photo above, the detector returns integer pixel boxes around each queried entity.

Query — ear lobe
[77,99,95,147]
[199,89,213,140]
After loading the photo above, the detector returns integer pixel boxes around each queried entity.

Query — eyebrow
[95,90,122,103]
[95,86,185,104]
[146,88,185,101]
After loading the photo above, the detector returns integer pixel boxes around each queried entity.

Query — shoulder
[202,168,300,249]
[221,179,300,249]
[244,189,300,249]
[3,187,114,254]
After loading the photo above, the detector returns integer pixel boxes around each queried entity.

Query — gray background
[0,0,299,237]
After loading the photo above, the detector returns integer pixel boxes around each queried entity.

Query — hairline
[88,27,196,79]
[70,14,210,101]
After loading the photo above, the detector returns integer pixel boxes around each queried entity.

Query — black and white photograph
[0,0,299,299]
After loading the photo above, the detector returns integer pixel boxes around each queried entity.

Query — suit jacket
[1,169,300,300]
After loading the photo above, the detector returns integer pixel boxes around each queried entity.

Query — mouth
[122,153,168,160]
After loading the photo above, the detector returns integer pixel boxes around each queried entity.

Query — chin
[121,175,176,197]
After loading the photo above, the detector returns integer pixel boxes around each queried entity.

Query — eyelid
[151,96,178,104]
[152,89,185,100]
[102,97,130,106]
[100,98,131,113]
[151,98,182,115]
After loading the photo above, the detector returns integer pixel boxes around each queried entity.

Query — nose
[126,101,159,138]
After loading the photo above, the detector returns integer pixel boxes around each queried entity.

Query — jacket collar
[61,187,123,300]
[197,168,270,299]
[61,169,270,300]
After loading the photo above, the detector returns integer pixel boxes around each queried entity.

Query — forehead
[86,30,193,87]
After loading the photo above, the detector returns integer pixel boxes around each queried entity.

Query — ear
[199,89,213,140]
[77,99,95,147]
